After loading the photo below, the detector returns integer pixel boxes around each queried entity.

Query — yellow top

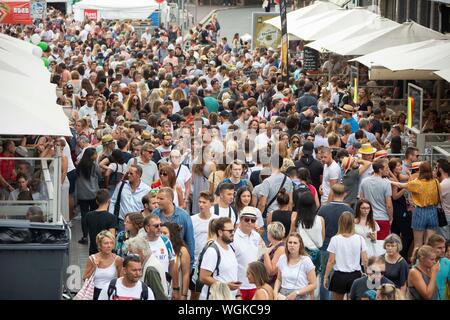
[406,179,440,207]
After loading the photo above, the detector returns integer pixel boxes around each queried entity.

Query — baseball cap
[302,141,314,155]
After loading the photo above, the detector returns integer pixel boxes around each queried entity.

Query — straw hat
[374,149,388,159]
[411,162,421,171]
[359,143,377,155]
[101,134,114,144]
[141,131,152,141]
[341,156,354,173]
[339,104,354,114]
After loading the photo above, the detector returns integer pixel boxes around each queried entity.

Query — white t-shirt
[147,236,176,274]
[175,164,191,198]
[327,234,367,272]
[98,278,155,300]
[63,140,76,172]
[276,255,315,290]
[322,161,341,204]
[108,163,128,175]
[233,228,264,290]
[297,215,323,250]
[191,214,218,269]
[210,205,240,225]
[199,241,238,300]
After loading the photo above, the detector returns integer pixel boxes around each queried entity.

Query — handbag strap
[434,179,442,206]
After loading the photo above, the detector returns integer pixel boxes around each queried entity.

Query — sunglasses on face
[243,217,256,223]
[152,223,161,228]
[159,171,168,176]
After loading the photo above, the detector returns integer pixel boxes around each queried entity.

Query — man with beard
[153,132,173,164]
[199,217,240,300]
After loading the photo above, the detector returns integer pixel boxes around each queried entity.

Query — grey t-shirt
[349,276,394,300]
[360,176,392,221]
[259,173,293,213]
[343,169,360,205]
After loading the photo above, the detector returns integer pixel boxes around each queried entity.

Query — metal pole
[430,0,435,30]
[395,0,400,22]
[406,0,410,20]
[417,0,422,24]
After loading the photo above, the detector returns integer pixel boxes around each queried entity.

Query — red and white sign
[83,9,98,21]
[155,0,165,4]
[0,1,32,25]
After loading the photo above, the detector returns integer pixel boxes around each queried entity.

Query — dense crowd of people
[0,7,449,301]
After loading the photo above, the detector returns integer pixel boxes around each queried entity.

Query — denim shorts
[411,206,438,231]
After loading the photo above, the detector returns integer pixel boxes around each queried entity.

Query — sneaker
[78,237,88,245]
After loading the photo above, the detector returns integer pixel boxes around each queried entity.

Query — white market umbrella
[434,67,450,83]
[326,21,448,56]
[306,16,399,52]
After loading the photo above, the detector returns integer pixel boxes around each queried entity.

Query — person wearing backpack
[199,217,240,300]
[331,80,350,111]
[258,153,293,219]
[211,183,239,226]
[98,255,155,300]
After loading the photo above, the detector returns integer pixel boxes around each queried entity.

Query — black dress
[271,210,293,235]
[390,192,413,260]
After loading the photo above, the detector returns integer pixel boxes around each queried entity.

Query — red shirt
[0,153,15,182]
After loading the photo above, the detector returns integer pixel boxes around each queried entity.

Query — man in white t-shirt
[98,255,155,300]
[210,182,239,226]
[320,147,340,204]
[199,217,240,300]
[190,192,218,299]
[142,214,176,297]
[232,207,265,300]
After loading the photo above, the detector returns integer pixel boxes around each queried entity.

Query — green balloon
[42,57,49,67]
[38,41,49,52]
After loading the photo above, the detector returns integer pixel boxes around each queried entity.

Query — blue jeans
[320,249,331,300]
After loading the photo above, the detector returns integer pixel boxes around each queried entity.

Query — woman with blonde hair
[171,87,185,113]
[324,212,369,300]
[318,88,331,112]
[260,222,286,287]
[407,245,439,300]
[209,282,234,300]
[376,283,404,300]
[82,230,123,300]
[274,233,317,300]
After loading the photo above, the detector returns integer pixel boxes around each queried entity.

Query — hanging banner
[407,96,413,129]
[84,9,98,21]
[279,0,288,82]
[30,0,46,20]
[252,13,281,50]
[0,1,32,24]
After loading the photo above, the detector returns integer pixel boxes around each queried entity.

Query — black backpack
[293,182,313,214]
[107,278,149,300]
[213,204,238,227]
[336,91,350,109]
[194,240,235,299]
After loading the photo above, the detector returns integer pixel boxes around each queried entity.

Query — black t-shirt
[383,255,409,289]
[370,119,382,136]
[271,210,293,235]
[86,210,118,255]
[318,202,354,250]
[294,156,323,192]
[349,276,394,300]
[358,100,373,112]
[121,151,133,164]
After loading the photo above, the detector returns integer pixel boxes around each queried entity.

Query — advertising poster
[84,9,98,21]
[30,0,45,20]
[252,12,281,50]
[0,0,32,24]
[407,83,423,132]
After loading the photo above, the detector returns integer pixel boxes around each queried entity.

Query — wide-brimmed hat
[341,156,354,173]
[339,104,354,114]
[374,149,388,159]
[359,143,377,155]
[411,161,421,171]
